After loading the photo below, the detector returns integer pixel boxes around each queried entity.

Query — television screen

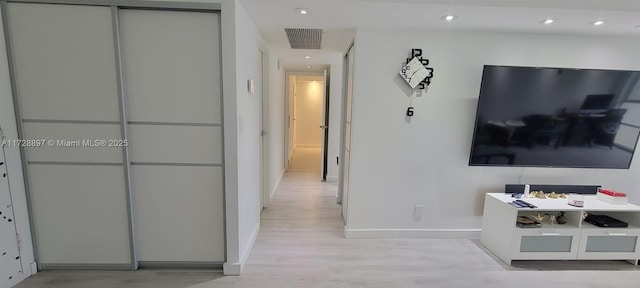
[469,65,640,168]
[580,94,614,111]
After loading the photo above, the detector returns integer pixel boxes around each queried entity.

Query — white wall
[294,80,324,147]
[346,28,640,238]
[226,0,261,274]
[0,5,36,280]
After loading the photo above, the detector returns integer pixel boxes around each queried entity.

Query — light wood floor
[288,147,321,172]
[14,172,640,288]
[211,172,640,287]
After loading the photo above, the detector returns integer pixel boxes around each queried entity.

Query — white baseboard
[266,171,284,207]
[223,222,260,276]
[344,227,481,239]
[223,262,241,276]
[241,223,261,268]
[325,176,338,182]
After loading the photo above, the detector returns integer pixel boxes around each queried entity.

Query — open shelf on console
[581,221,639,230]
[516,210,581,229]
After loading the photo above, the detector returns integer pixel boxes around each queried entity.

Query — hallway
[288,148,322,172]
[229,172,504,287]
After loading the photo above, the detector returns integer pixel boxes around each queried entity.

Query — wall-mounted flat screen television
[469,65,640,168]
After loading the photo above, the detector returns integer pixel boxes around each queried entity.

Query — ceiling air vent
[285,28,323,49]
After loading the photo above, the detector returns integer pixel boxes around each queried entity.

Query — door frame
[283,71,327,172]
[338,42,355,221]
[259,46,271,208]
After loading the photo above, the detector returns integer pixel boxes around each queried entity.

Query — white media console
[481,193,640,265]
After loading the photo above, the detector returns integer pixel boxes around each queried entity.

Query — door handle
[608,233,627,236]
[319,125,328,129]
[541,233,560,236]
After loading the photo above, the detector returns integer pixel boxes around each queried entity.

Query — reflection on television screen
[469,65,640,169]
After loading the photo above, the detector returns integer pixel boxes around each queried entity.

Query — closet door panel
[120,9,224,262]
[121,9,222,124]
[128,125,222,164]
[7,3,131,266]
[29,165,130,264]
[132,166,225,261]
[22,123,123,163]
[9,3,120,122]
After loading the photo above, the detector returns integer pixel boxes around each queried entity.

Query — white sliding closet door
[6,3,132,267]
[120,9,224,263]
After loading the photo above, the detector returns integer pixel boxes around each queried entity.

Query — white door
[120,9,225,263]
[260,48,271,208]
[285,74,296,170]
[1,144,22,287]
[7,3,133,268]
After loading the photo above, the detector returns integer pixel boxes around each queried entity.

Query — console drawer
[578,228,640,259]
[511,229,580,260]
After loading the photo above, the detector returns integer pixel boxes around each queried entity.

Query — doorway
[285,72,328,178]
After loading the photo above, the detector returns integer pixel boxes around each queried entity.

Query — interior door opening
[285,72,329,181]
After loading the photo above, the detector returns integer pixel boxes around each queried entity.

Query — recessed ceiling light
[296,8,309,15]
[541,18,555,25]
[305,56,311,59]
[441,14,457,21]
[306,65,312,69]
[591,20,606,26]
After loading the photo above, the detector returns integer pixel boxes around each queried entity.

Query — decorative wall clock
[400,57,429,89]
[399,48,434,90]
[399,48,435,117]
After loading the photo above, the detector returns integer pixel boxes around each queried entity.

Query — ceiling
[239,0,640,71]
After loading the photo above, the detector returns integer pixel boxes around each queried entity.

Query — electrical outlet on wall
[414,205,423,221]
